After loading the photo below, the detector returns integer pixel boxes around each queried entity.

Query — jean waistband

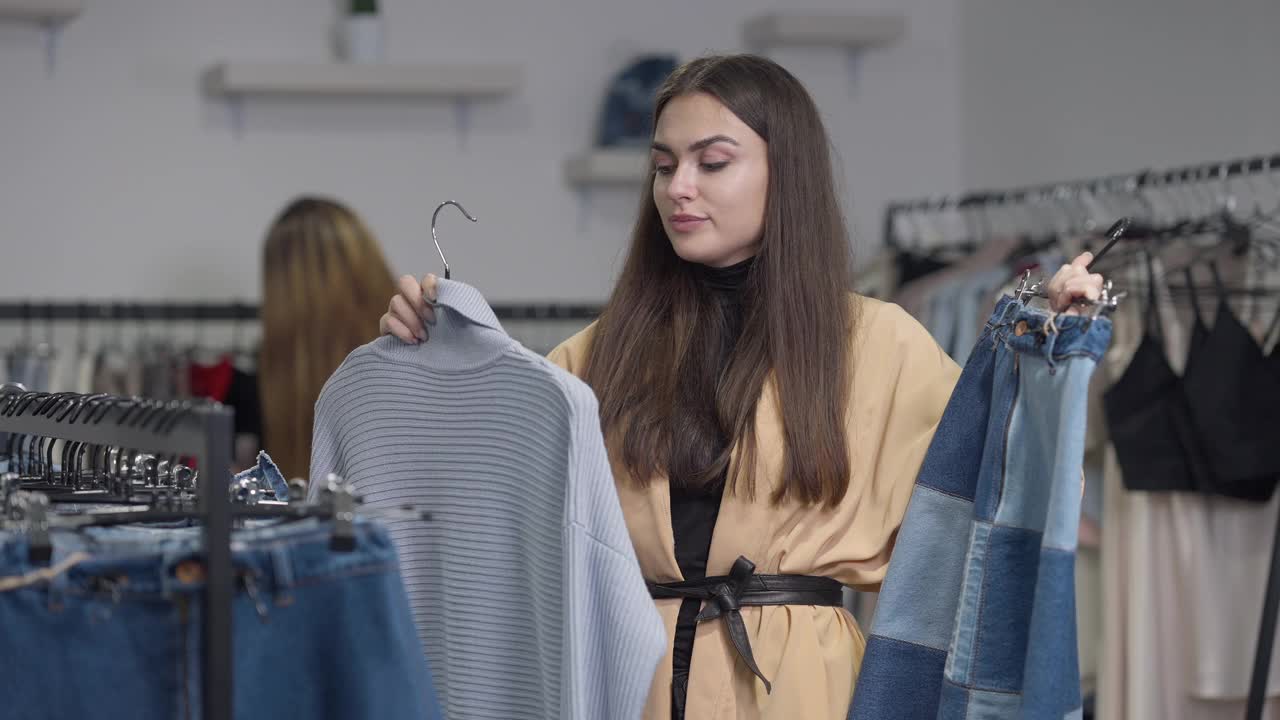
[0,518,399,600]
[985,295,1113,364]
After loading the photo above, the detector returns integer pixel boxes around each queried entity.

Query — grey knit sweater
[309,279,665,720]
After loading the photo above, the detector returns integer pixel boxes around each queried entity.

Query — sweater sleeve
[559,374,666,720]
[306,380,344,502]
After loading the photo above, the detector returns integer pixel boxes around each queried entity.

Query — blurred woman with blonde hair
[260,195,396,480]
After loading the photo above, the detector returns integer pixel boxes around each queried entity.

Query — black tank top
[1180,264,1280,501]
[1102,253,1212,492]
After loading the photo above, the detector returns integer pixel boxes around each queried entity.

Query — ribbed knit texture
[309,279,665,720]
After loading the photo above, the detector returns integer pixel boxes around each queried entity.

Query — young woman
[380,54,1103,720]
[259,195,396,479]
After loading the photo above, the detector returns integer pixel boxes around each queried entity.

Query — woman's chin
[669,237,752,268]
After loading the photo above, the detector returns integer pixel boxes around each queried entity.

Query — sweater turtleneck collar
[695,255,755,295]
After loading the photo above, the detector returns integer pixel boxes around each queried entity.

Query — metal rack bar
[884,150,1280,249]
[0,300,602,322]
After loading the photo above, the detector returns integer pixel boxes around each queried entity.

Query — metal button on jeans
[174,560,205,584]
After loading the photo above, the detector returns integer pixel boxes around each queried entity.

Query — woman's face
[651,92,769,268]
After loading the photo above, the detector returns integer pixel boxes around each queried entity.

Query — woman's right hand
[379,274,438,344]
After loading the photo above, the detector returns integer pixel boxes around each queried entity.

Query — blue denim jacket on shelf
[851,296,1112,720]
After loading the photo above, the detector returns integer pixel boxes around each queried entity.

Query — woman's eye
[654,164,674,176]
[701,161,729,172]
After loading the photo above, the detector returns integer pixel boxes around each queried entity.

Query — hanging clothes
[189,355,234,404]
[1180,265,1280,501]
[549,295,959,720]
[1098,257,1280,719]
[850,296,1110,719]
[1102,254,1211,493]
[4,342,52,391]
[310,279,665,720]
[0,517,440,720]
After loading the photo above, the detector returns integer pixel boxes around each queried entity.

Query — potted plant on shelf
[338,0,385,63]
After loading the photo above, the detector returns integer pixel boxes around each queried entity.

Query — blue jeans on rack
[0,518,441,720]
[233,450,291,501]
[850,296,1111,720]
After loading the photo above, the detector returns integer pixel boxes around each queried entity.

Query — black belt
[646,556,845,694]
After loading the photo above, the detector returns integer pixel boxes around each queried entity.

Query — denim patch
[1008,355,1096,551]
[1021,549,1083,718]
[915,327,997,502]
[945,520,991,685]
[971,524,1042,692]
[938,680,969,720]
[848,635,947,720]
[959,686,1024,718]
[874,486,973,651]
[973,343,1020,523]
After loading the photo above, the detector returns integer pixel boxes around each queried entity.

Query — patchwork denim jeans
[850,296,1111,720]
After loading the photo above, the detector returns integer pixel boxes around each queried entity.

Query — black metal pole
[0,300,601,322]
[1246,511,1280,720]
[201,406,235,720]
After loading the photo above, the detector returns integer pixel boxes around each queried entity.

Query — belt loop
[992,299,1020,349]
[1043,312,1061,374]
[270,545,295,607]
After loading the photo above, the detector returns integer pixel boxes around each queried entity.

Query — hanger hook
[431,200,477,280]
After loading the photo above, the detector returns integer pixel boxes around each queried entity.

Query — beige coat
[548,296,961,720]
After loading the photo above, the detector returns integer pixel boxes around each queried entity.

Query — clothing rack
[0,391,235,720]
[884,151,1280,250]
[0,300,603,323]
[884,148,1280,720]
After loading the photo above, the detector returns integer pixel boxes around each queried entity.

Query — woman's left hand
[1047,252,1106,315]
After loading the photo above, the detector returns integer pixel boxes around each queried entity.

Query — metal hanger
[431,200,477,280]
[1011,217,1132,319]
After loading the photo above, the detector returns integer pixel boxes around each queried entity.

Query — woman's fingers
[390,294,427,341]
[382,313,423,344]
[398,275,428,317]
[421,273,439,304]
[1046,253,1105,313]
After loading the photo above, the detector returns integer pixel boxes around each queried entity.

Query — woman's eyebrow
[650,135,740,154]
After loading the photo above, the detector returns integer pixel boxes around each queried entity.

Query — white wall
[957,0,1280,191]
[0,0,965,308]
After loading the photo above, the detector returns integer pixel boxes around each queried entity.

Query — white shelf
[743,13,905,50]
[564,148,650,186]
[203,62,522,98]
[0,0,82,22]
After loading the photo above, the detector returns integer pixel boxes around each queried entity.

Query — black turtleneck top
[669,255,753,712]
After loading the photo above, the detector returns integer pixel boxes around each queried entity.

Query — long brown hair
[259,196,396,479]
[582,54,856,507]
